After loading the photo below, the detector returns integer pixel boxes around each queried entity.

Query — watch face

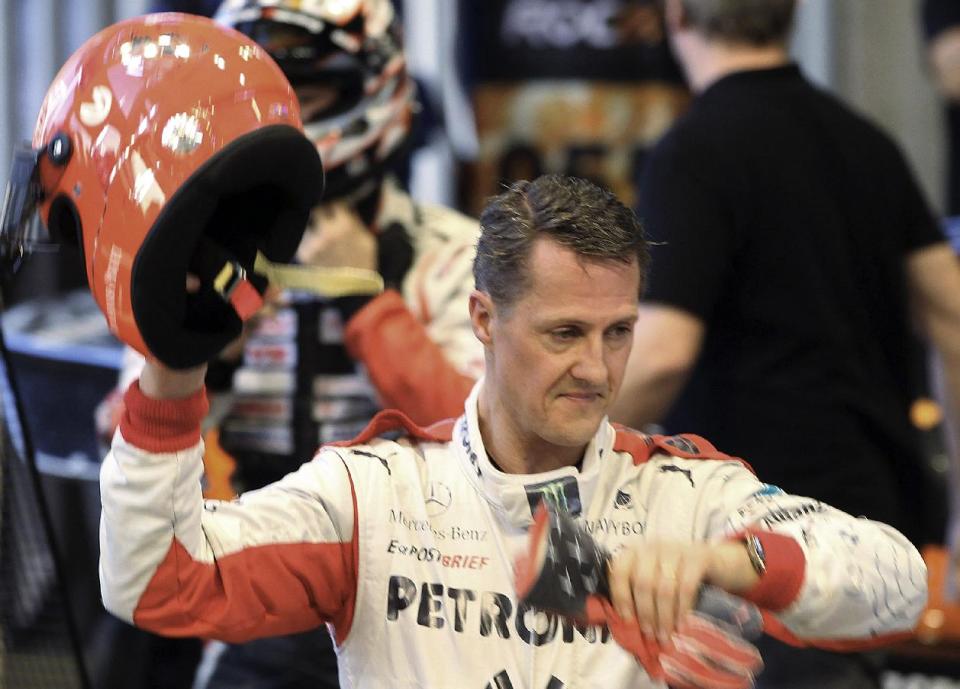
[747,534,766,576]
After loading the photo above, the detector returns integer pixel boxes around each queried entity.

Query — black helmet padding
[132,125,323,369]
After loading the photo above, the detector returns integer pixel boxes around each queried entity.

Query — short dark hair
[682,0,796,46]
[474,174,649,309]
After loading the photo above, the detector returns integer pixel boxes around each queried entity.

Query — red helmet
[1,13,323,368]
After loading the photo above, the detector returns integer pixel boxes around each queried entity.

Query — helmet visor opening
[46,194,81,247]
[238,20,366,121]
[294,76,364,123]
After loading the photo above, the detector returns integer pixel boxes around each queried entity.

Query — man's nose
[570,336,608,386]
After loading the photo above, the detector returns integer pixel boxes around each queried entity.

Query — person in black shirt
[612,0,960,687]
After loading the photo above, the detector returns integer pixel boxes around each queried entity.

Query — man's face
[477,238,640,453]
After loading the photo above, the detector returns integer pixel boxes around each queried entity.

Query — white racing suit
[100,381,927,689]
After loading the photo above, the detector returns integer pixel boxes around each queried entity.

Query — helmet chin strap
[253,251,383,297]
[193,238,383,324]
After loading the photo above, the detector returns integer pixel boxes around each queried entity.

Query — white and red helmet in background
[0,13,324,368]
[215,0,417,202]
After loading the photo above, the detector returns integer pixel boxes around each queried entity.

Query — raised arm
[99,361,359,644]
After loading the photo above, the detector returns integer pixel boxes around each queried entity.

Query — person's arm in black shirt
[909,245,960,435]
[611,304,704,427]
[908,242,960,590]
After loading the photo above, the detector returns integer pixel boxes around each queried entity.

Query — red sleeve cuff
[738,530,806,612]
[118,380,209,453]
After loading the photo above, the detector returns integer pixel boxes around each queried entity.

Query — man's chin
[544,415,604,448]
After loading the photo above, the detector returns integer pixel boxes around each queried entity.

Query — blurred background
[0,1,958,688]
[0,0,947,225]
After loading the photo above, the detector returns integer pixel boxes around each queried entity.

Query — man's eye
[553,328,579,340]
[607,325,633,339]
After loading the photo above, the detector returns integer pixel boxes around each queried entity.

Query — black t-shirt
[639,65,944,538]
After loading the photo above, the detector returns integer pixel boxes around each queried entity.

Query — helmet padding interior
[132,125,323,369]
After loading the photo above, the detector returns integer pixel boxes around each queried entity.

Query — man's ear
[469,290,495,346]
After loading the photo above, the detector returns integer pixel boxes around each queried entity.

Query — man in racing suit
[100,175,926,689]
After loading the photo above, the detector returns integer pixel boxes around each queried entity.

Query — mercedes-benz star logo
[425,481,452,516]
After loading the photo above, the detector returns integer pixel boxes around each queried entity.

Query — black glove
[376,221,414,292]
[333,221,414,322]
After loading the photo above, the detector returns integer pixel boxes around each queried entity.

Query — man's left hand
[608,539,759,642]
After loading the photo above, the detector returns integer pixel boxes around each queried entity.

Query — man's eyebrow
[537,315,639,328]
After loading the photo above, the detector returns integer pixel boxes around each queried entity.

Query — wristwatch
[743,533,766,577]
